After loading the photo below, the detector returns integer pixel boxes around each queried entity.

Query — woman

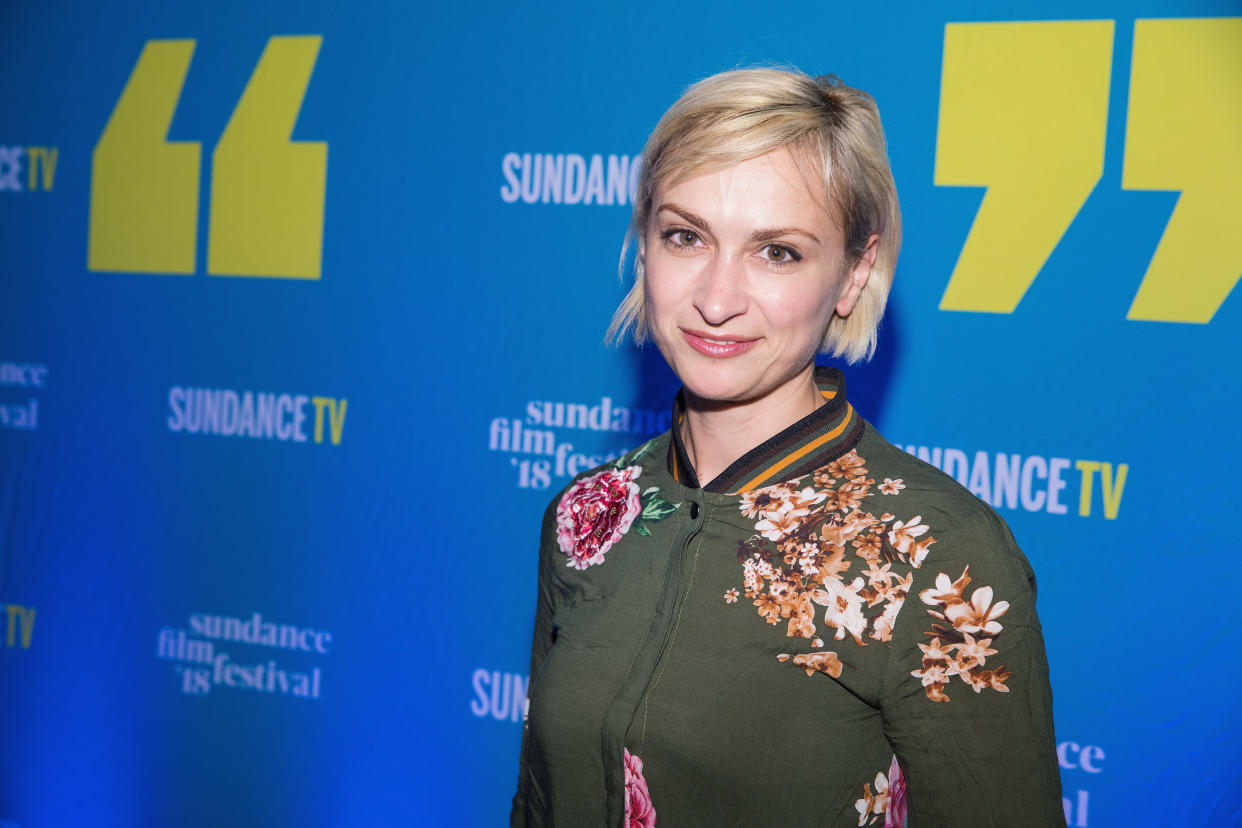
[512,68,1064,827]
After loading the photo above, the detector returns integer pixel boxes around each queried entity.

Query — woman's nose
[692,252,748,326]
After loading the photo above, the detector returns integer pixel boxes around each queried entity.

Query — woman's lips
[681,329,759,358]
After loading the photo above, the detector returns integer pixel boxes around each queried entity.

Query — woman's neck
[681,367,825,488]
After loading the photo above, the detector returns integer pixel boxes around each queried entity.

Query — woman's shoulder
[546,431,669,495]
[853,420,1005,527]
[850,420,1031,580]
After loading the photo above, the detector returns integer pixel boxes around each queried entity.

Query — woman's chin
[677,361,820,412]
[679,375,763,408]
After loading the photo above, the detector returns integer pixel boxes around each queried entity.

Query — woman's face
[643,147,868,408]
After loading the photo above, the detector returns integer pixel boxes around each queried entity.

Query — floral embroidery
[854,755,907,827]
[633,487,680,537]
[623,748,656,828]
[556,467,642,569]
[556,466,678,570]
[731,450,925,672]
[884,754,908,827]
[914,566,1012,701]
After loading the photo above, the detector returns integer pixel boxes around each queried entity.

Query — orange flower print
[755,509,806,543]
[917,567,1014,701]
[806,547,850,580]
[790,651,843,678]
[723,588,739,604]
[813,577,869,645]
[870,598,903,643]
[887,517,932,567]
[964,666,1012,693]
[945,585,1010,636]
[753,593,785,626]
[730,451,943,682]
[918,569,971,607]
[911,651,956,703]
[879,477,905,495]
[828,450,868,482]
[786,595,818,639]
[739,489,778,520]
[955,633,998,670]
[822,482,870,512]
[862,560,897,590]
[852,532,883,561]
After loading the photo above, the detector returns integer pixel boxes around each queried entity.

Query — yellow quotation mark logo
[936,18,1241,323]
[88,36,327,279]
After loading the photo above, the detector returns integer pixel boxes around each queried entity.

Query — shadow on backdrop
[834,293,901,426]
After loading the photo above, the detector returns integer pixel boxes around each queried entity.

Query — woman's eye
[761,244,799,264]
[672,230,698,247]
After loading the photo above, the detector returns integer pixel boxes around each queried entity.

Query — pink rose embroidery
[556,466,642,569]
[884,754,907,828]
[623,748,656,828]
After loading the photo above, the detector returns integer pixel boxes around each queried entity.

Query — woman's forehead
[653,148,838,232]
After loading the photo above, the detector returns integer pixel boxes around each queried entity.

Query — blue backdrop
[1,1,1239,825]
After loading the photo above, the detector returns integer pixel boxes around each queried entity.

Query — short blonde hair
[606,68,901,364]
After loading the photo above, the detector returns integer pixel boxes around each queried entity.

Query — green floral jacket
[512,368,1064,827]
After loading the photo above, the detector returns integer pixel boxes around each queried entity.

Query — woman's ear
[835,234,879,317]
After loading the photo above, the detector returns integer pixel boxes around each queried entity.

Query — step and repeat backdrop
[1,0,1239,825]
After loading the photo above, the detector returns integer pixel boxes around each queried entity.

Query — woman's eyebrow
[751,227,821,245]
[657,204,820,245]
[657,203,712,233]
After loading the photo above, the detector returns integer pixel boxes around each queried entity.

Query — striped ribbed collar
[666,366,864,495]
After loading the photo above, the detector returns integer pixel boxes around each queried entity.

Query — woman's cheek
[644,264,681,326]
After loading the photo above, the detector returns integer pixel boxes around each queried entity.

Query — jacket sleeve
[510,499,560,827]
[879,506,1066,827]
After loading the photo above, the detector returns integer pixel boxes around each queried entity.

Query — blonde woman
[513,68,1063,827]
